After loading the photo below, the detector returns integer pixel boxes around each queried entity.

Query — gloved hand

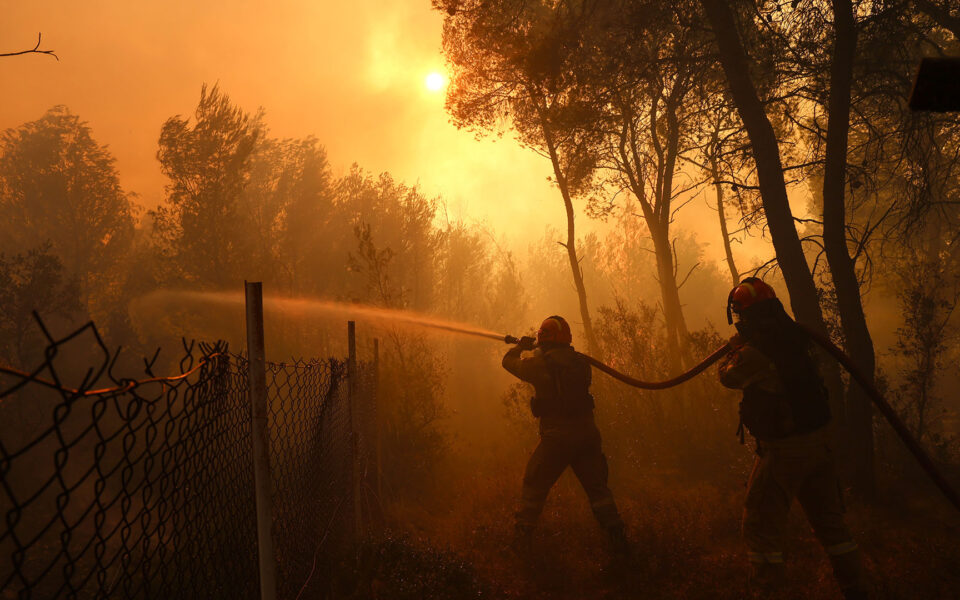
[504,335,537,351]
[517,336,536,351]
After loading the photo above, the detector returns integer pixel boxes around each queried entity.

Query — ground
[346,455,960,599]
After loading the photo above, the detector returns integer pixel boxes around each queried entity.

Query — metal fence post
[347,321,362,542]
[245,281,278,600]
[373,337,382,507]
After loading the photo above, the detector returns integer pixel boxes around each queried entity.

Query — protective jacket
[718,302,866,597]
[719,302,830,441]
[501,342,624,540]
[502,343,594,419]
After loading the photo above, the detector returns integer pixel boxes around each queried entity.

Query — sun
[425,71,446,92]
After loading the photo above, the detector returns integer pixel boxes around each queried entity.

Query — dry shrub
[378,334,450,501]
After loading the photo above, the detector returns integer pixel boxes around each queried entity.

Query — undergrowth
[355,453,960,599]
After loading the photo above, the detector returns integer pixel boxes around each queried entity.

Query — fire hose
[503,332,960,513]
[799,325,960,513]
[504,334,734,390]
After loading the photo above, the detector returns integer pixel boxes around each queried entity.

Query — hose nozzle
[505,334,536,350]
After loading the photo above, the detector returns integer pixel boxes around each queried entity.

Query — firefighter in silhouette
[719,278,867,599]
[502,315,629,556]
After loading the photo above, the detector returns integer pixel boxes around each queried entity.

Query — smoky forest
[1,1,960,599]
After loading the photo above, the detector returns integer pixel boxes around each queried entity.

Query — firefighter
[719,278,868,599]
[502,315,629,557]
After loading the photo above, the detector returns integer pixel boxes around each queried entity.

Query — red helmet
[537,315,572,345]
[726,277,777,324]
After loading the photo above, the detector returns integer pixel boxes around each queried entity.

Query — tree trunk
[650,222,691,369]
[710,152,740,286]
[617,99,692,369]
[699,0,847,447]
[540,116,600,356]
[656,109,692,366]
[822,0,876,498]
[558,173,600,356]
[699,0,826,334]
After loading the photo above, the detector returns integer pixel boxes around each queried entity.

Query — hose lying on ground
[505,332,960,513]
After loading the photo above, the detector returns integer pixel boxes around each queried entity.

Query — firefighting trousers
[516,416,623,532]
[743,432,866,593]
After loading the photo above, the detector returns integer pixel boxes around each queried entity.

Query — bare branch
[1,33,59,61]
[676,261,701,290]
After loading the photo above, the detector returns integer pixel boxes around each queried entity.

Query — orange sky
[0,0,779,264]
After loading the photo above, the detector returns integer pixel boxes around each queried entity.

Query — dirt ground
[359,452,960,600]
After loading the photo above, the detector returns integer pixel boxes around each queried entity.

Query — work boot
[829,549,868,599]
[601,525,634,580]
[607,525,631,558]
[748,562,786,598]
[841,589,868,600]
[510,523,534,558]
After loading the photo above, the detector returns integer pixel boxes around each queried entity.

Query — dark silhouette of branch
[913,0,960,41]
[1,33,58,61]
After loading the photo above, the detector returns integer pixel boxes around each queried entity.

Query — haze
[2,1,959,598]
[1,0,566,239]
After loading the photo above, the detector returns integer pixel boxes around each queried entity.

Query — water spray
[134,290,510,342]
[137,289,960,513]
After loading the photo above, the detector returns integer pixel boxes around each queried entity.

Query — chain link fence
[0,317,379,599]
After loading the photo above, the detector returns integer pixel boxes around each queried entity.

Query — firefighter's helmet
[537,315,573,345]
[726,278,777,324]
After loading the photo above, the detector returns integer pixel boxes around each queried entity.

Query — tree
[0,246,81,368]
[153,84,265,288]
[698,0,828,334]
[892,236,960,444]
[819,0,879,496]
[697,0,888,494]
[701,108,744,287]
[0,106,135,331]
[913,0,960,40]
[275,138,336,295]
[584,0,715,368]
[698,0,960,496]
[788,0,959,494]
[434,218,493,321]
[340,167,441,310]
[882,92,960,446]
[438,0,602,354]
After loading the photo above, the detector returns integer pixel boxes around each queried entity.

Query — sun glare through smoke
[425,71,446,91]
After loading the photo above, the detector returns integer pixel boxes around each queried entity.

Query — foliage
[887,223,960,447]
[0,105,135,333]
[0,246,82,367]
[153,84,266,288]
[341,167,441,310]
[378,334,450,499]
